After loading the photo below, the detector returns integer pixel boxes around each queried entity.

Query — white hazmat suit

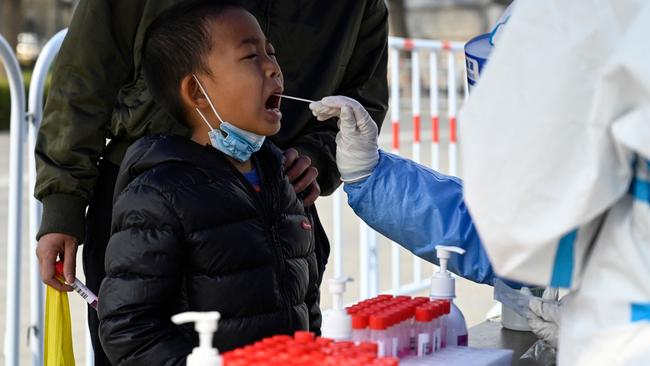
[461,1,650,365]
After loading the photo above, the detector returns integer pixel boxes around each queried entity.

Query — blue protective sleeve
[344,150,496,285]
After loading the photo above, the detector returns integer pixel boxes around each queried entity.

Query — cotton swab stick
[274,94,315,104]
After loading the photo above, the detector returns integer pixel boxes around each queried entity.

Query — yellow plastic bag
[45,285,76,366]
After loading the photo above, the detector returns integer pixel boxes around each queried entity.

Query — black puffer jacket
[98,134,320,365]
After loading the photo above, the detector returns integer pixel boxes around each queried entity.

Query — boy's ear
[180,74,209,109]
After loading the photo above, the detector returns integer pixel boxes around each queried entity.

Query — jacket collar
[114,134,283,200]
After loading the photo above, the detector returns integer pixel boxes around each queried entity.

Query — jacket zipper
[255,156,293,333]
[222,153,293,333]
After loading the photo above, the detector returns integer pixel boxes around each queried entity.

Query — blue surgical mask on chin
[192,74,265,162]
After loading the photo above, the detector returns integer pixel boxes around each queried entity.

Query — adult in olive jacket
[34,0,388,364]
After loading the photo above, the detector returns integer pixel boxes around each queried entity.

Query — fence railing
[2,33,469,365]
[25,29,71,366]
[1,31,26,366]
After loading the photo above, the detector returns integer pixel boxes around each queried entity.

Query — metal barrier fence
[2,29,73,366]
[25,29,71,366]
[2,33,467,365]
[1,31,27,366]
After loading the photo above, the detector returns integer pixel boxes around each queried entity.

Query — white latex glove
[524,287,561,348]
[309,96,379,183]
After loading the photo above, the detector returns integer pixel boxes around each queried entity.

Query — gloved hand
[524,287,561,348]
[309,96,379,183]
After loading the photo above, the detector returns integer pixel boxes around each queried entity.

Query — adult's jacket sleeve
[293,0,388,195]
[344,150,496,285]
[34,1,146,242]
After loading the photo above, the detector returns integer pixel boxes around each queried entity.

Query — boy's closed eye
[242,50,276,60]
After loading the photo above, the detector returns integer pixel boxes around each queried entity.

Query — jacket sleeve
[343,151,497,286]
[98,183,192,366]
[34,0,146,242]
[293,0,389,196]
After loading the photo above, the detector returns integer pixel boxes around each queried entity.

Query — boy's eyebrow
[238,37,271,47]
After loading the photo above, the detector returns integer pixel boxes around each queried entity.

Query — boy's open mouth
[265,94,281,111]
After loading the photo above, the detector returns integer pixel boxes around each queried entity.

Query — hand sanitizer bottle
[171,311,222,366]
[430,245,469,347]
[321,277,354,340]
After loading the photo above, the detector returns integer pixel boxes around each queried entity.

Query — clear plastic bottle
[171,311,222,366]
[438,301,449,349]
[443,299,468,346]
[430,246,469,348]
[321,277,353,341]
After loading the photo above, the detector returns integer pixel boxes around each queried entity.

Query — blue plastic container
[464,33,493,92]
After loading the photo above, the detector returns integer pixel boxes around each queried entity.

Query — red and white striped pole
[411,49,421,164]
[333,188,343,279]
[446,47,458,176]
[359,218,369,298]
[429,49,440,171]
[389,46,401,291]
[410,46,422,284]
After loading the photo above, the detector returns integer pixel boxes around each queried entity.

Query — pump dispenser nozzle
[329,277,353,310]
[430,246,466,299]
[322,277,353,340]
[172,311,222,366]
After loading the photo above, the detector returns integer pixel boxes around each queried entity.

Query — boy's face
[194,8,284,136]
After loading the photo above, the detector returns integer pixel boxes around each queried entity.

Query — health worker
[310,1,650,365]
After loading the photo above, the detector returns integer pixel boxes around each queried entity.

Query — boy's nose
[265,59,282,79]
[267,66,281,79]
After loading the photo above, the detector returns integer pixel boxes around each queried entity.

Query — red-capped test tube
[425,302,439,352]
[55,261,98,310]
[369,314,390,357]
[351,312,370,343]
[415,306,433,357]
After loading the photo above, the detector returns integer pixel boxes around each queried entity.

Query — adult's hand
[309,96,379,183]
[36,233,77,292]
[525,287,561,348]
[283,148,320,207]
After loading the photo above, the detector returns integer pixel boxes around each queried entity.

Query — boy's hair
[142,0,247,123]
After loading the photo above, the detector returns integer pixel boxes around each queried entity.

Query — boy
[97,2,320,364]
